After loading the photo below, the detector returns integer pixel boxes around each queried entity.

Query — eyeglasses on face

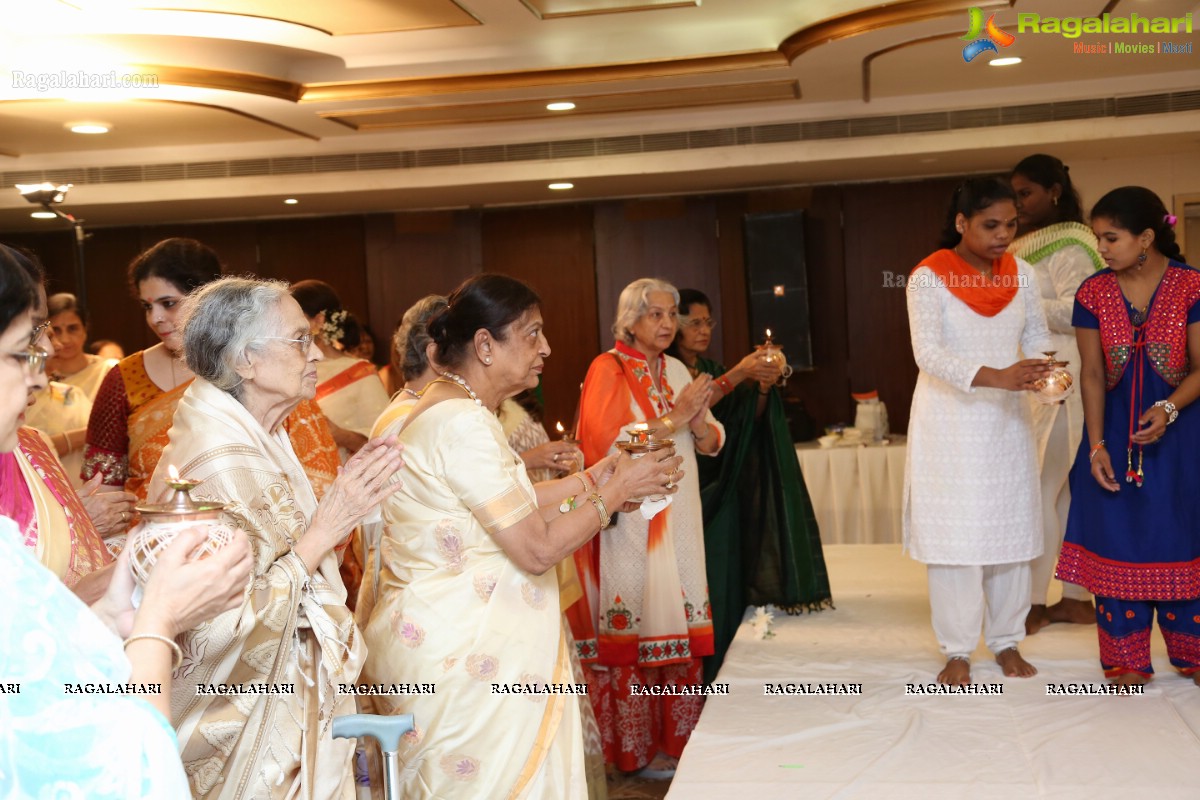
[10,344,50,375]
[680,316,716,330]
[256,332,315,352]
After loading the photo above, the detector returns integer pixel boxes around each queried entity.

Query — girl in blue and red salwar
[1057,186,1200,684]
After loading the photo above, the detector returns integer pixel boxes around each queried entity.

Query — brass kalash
[615,423,675,501]
[127,467,233,587]
[1031,351,1076,405]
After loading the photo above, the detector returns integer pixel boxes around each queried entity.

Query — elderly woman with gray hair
[148,276,404,799]
[569,277,723,778]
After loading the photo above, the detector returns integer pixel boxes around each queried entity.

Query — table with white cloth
[668,544,1200,800]
[795,438,906,544]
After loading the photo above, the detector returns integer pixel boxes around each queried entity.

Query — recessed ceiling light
[31,211,58,219]
[989,57,1022,66]
[548,182,574,190]
[67,123,110,134]
[284,198,299,205]
[546,102,576,111]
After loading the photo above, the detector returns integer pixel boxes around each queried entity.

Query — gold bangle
[575,473,591,495]
[660,415,676,434]
[124,633,183,671]
[587,492,611,529]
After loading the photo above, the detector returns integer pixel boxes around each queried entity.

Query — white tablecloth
[795,439,906,545]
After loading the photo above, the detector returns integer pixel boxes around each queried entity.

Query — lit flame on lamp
[556,421,565,435]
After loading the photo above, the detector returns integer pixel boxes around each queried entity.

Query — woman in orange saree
[570,278,723,777]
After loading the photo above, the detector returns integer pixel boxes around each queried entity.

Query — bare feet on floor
[1046,598,1095,625]
[1025,605,1050,636]
[996,647,1037,677]
[937,657,970,685]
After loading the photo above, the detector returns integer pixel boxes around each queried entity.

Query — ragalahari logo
[961,7,1016,62]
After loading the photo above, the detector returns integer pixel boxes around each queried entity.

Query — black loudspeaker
[743,210,813,370]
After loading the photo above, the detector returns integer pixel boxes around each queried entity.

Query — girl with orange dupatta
[82,239,340,538]
[905,177,1054,687]
[571,278,723,778]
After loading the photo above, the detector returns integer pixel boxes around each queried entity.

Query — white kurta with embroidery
[903,258,1053,565]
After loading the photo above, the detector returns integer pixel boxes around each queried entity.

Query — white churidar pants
[1029,410,1091,605]
[928,562,1030,660]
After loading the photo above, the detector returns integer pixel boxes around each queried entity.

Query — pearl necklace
[438,371,482,406]
[402,387,420,399]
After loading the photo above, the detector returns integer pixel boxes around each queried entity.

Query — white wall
[1069,150,1200,220]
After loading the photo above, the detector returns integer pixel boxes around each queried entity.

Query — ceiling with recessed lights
[0,0,1197,230]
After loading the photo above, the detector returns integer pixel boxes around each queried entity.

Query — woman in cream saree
[361,398,585,797]
[149,277,403,799]
[154,379,362,798]
[358,275,679,799]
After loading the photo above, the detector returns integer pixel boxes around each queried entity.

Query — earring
[1138,247,1148,266]
[1052,196,1059,207]
[484,357,492,365]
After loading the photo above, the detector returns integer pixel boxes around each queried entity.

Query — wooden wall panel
[840,177,961,433]
[727,187,850,435]
[481,204,597,432]
[256,216,370,342]
[364,211,482,367]
[81,227,156,351]
[594,197,723,362]
[138,222,259,277]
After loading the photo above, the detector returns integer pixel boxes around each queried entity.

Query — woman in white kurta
[904,177,1053,686]
[358,275,678,798]
[1009,154,1104,634]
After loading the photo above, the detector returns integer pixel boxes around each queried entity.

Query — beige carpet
[669,544,1200,800]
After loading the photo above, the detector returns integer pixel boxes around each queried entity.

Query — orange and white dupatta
[569,344,717,668]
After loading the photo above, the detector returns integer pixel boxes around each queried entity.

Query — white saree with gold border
[360,398,586,799]
[150,379,364,800]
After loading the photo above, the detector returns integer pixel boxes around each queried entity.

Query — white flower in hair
[320,309,348,346]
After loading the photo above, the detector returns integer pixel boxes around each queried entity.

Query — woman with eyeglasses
[0,249,118,598]
[0,242,254,798]
[667,288,833,682]
[148,276,404,798]
[81,239,341,543]
[568,278,723,779]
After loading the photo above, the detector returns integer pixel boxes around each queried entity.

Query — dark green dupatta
[694,356,833,682]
